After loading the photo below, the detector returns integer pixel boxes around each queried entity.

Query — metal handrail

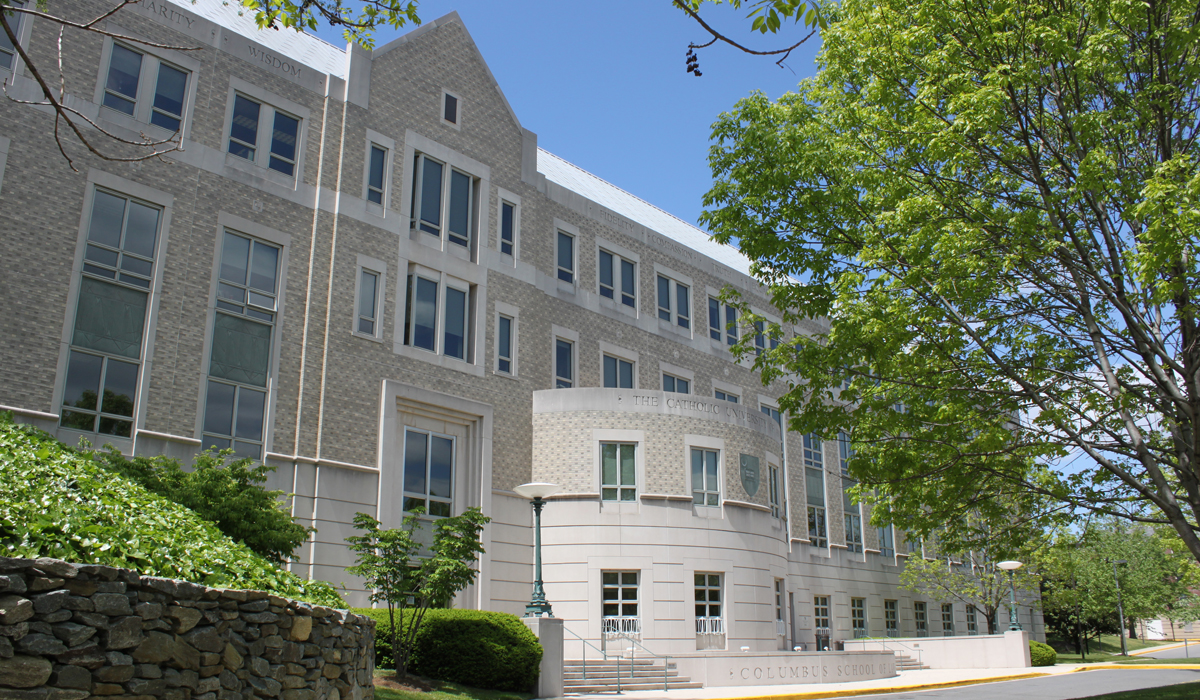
[853,636,923,669]
[608,631,674,691]
[562,625,616,691]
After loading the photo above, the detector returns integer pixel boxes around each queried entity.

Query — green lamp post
[515,482,559,617]
[997,560,1023,632]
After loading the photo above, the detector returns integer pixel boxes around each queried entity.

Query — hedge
[1030,639,1057,666]
[353,608,542,691]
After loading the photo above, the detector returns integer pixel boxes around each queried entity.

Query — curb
[707,673,1051,700]
[1072,664,1200,671]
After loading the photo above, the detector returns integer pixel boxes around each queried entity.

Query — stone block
[0,575,27,594]
[0,635,12,659]
[91,594,132,617]
[281,689,315,700]
[51,623,94,647]
[49,663,91,690]
[126,676,165,695]
[32,560,77,579]
[135,663,162,679]
[17,633,68,655]
[239,600,270,613]
[219,668,238,690]
[166,606,202,634]
[281,675,306,689]
[249,675,283,697]
[91,682,124,695]
[93,582,126,595]
[40,610,71,625]
[321,664,342,679]
[289,617,312,642]
[0,654,53,687]
[62,581,98,598]
[57,596,91,613]
[0,622,29,640]
[222,643,242,671]
[134,603,162,621]
[170,636,201,671]
[249,656,269,677]
[93,665,135,683]
[130,631,174,664]
[103,616,145,650]
[27,578,65,593]
[0,595,34,625]
[184,626,223,653]
[244,612,279,624]
[71,612,108,629]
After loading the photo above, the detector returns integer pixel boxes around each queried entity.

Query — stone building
[0,0,1043,655]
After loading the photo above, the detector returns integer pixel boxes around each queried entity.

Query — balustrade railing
[602,615,642,639]
[695,617,725,636]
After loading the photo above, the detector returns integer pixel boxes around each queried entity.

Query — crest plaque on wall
[740,454,760,497]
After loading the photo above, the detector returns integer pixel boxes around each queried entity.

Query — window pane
[72,278,148,359]
[663,375,675,392]
[430,435,453,499]
[0,5,19,68]
[151,63,187,129]
[677,283,690,326]
[599,250,614,297]
[100,359,138,417]
[678,378,689,393]
[620,259,635,306]
[708,298,721,340]
[62,351,103,414]
[620,444,635,485]
[691,449,702,503]
[229,95,260,156]
[234,388,265,440]
[419,158,443,230]
[412,276,438,351]
[123,201,159,259]
[603,355,616,388]
[359,270,378,320]
[104,45,141,113]
[726,304,738,344]
[203,380,235,436]
[807,468,825,507]
[209,313,272,387]
[619,359,633,388]
[501,202,514,247]
[601,444,616,486]
[555,339,572,387]
[657,276,670,320]
[269,111,299,174]
[249,242,279,294]
[706,450,718,487]
[88,191,127,248]
[220,233,250,286]
[557,232,573,282]
[448,170,471,245]
[498,316,511,361]
[443,93,457,123]
[369,146,386,191]
[443,286,467,359]
[404,430,428,498]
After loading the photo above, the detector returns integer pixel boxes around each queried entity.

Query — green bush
[1030,639,1057,666]
[353,608,542,691]
[0,414,343,607]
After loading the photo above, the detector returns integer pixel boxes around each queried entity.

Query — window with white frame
[228,93,300,176]
[403,269,472,361]
[914,601,928,636]
[842,434,863,553]
[885,600,899,636]
[695,573,723,636]
[499,200,516,256]
[966,605,978,635]
[663,373,689,394]
[599,249,636,308]
[0,2,26,71]
[708,296,738,345]
[556,231,574,283]
[761,405,781,428]
[356,267,380,336]
[366,143,388,205]
[497,314,514,375]
[101,42,189,133]
[879,525,895,557]
[805,434,827,548]
[60,189,162,439]
[603,354,634,388]
[555,337,573,388]
[768,464,782,518]
[775,579,786,623]
[715,388,739,403]
[691,447,719,506]
[814,596,831,637]
[202,230,280,459]
[602,571,639,636]
[411,154,474,248]
[601,442,636,501]
[403,427,454,517]
[941,603,955,636]
[657,275,690,329]
[852,598,868,637]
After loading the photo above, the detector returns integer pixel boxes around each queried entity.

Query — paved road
[847,669,1200,700]
[1140,643,1200,660]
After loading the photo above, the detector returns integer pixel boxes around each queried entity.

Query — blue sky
[312,1,823,229]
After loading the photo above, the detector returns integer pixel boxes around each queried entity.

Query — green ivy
[0,414,343,607]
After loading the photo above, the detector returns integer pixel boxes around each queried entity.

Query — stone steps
[895,653,929,670]
[562,658,697,693]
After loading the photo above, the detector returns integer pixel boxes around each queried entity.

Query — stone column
[1003,630,1031,667]
[522,617,563,698]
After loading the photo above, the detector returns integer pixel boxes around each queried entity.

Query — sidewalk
[556,662,1198,700]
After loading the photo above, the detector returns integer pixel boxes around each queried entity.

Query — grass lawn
[1076,681,1200,699]
[1055,635,1180,663]
[373,677,532,700]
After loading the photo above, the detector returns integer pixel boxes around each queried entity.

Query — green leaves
[0,413,343,607]
[236,0,421,49]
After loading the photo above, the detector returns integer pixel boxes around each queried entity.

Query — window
[497,315,514,374]
[101,42,189,133]
[500,200,515,256]
[602,572,639,636]
[60,190,161,439]
[715,389,739,403]
[599,249,636,308]
[708,297,738,345]
[768,465,782,518]
[852,598,867,638]
[356,268,379,336]
[885,600,899,637]
[657,275,690,328]
[942,603,955,636]
[556,231,574,283]
[966,605,978,635]
[403,271,472,361]
[366,144,388,205]
[695,573,723,634]
[914,602,928,637]
[201,231,280,459]
[774,579,785,623]
[691,448,719,506]
[601,442,636,501]
[443,91,459,125]
[0,2,25,71]
[663,373,690,394]
[603,354,634,388]
[228,94,300,176]
[555,338,573,388]
[814,596,830,636]
[842,434,863,553]
[908,536,923,555]
[761,405,781,428]
[754,320,766,356]
[403,428,454,517]
[411,154,474,248]
[805,434,827,548]
[879,525,895,557]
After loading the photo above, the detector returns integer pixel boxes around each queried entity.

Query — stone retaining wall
[0,557,374,700]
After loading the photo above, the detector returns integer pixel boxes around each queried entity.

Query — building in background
[0,0,1043,652]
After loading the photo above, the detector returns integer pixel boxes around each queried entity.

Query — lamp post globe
[997,561,1023,632]
[514,482,560,617]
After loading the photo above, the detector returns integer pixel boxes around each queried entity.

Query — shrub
[1030,640,1057,666]
[0,414,343,607]
[353,608,542,691]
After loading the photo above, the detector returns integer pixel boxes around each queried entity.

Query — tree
[0,0,419,170]
[346,508,490,679]
[699,0,1200,560]
[900,542,1041,636]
